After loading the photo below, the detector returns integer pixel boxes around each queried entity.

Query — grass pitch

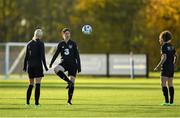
[0,74,180,117]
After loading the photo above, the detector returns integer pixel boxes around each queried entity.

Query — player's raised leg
[54,65,72,86]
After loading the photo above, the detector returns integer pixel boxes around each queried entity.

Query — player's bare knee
[161,81,166,87]
[54,65,65,74]
[168,78,173,87]
[161,83,166,87]
[35,77,42,84]
[161,76,168,87]
[168,82,173,87]
[69,76,76,83]
[29,79,34,85]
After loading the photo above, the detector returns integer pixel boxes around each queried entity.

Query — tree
[72,0,144,53]
[135,0,180,69]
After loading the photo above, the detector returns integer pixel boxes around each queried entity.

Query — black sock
[56,71,71,83]
[35,84,41,105]
[169,87,174,104]
[68,83,74,102]
[26,85,33,104]
[162,87,169,103]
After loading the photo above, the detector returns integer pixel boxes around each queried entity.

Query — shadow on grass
[0,103,179,114]
[59,103,180,114]
[0,108,26,110]
[74,103,180,107]
[0,97,67,101]
[0,85,163,90]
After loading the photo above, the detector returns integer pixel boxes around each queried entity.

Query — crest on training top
[69,45,73,49]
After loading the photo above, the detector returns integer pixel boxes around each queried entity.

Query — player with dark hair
[23,29,48,106]
[49,28,81,105]
[154,30,177,106]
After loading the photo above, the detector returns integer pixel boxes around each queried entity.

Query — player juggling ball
[49,28,81,105]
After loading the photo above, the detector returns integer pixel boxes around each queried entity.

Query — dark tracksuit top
[161,43,176,77]
[23,39,48,71]
[50,39,81,72]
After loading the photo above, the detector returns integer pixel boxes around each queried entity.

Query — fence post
[106,53,110,77]
[5,43,9,78]
[130,52,134,79]
[146,54,149,78]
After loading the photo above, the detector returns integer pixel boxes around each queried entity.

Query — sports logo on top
[82,25,92,35]
[69,45,73,49]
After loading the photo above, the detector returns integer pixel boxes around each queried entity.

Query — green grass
[1,74,180,117]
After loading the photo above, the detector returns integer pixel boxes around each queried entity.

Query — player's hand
[23,67,26,72]
[78,68,81,73]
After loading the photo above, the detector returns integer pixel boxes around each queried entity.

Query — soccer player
[49,28,81,105]
[23,29,48,106]
[154,30,177,106]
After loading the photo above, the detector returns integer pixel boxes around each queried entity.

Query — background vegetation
[0,0,180,70]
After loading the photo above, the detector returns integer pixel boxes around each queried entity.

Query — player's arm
[173,52,178,65]
[154,54,167,71]
[23,45,29,72]
[74,43,81,73]
[49,43,61,68]
[41,42,48,71]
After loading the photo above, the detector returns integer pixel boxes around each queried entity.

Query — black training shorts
[27,66,44,78]
[59,61,77,77]
[161,65,174,78]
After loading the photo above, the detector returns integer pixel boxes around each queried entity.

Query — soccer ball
[82,25,92,35]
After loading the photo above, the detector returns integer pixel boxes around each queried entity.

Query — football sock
[68,83,74,103]
[56,71,71,83]
[26,84,33,105]
[169,87,174,104]
[162,87,169,103]
[35,83,40,105]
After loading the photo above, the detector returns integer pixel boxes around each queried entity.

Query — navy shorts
[27,66,44,78]
[161,65,174,78]
[59,61,77,77]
